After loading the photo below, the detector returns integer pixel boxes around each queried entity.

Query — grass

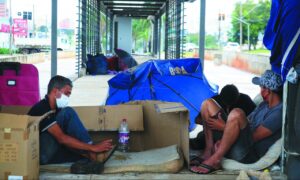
[0,48,10,54]
[245,49,270,55]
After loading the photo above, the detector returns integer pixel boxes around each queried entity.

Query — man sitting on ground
[190,70,283,174]
[190,84,256,152]
[28,75,113,165]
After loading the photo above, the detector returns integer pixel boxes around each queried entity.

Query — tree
[132,19,151,53]
[186,33,198,45]
[229,0,271,50]
[100,13,107,52]
[205,34,218,49]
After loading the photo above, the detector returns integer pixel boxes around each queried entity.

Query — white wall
[116,17,132,54]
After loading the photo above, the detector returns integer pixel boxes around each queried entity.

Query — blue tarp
[263,0,300,81]
[105,58,218,130]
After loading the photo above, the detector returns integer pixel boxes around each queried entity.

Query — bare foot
[200,147,214,160]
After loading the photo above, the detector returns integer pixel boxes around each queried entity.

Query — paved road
[204,60,260,99]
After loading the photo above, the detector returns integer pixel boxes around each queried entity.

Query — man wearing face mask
[28,75,113,165]
[190,70,283,174]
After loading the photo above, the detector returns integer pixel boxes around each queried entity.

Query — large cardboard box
[73,101,190,164]
[0,108,41,180]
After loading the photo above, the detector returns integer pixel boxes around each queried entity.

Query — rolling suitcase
[0,62,40,106]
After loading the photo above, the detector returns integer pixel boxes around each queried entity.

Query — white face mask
[56,93,69,108]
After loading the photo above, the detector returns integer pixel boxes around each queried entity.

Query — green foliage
[186,33,218,49]
[132,19,151,52]
[229,0,271,49]
[246,49,270,55]
[205,34,219,49]
[100,13,107,52]
[186,33,198,45]
[0,48,10,54]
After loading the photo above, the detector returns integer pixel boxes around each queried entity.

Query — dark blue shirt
[248,101,283,157]
[28,96,60,132]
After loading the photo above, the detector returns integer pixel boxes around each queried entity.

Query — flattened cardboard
[0,113,40,180]
[73,105,143,131]
[154,102,188,113]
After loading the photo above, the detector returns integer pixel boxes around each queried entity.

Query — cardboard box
[74,101,190,164]
[0,110,41,180]
[73,105,144,131]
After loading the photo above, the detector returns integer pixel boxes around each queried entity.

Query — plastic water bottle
[118,118,129,152]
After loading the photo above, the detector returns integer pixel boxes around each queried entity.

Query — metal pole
[9,0,12,55]
[106,9,109,54]
[199,0,205,69]
[165,1,169,59]
[33,4,35,36]
[82,0,87,65]
[239,1,243,46]
[51,0,57,77]
[218,12,221,48]
[247,23,250,50]
[158,17,161,59]
[175,0,181,59]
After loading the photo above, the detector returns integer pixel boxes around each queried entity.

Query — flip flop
[189,156,205,166]
[96,145,117,163]
[189,163,222,174]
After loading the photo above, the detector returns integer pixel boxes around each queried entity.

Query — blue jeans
[40,107,92,165]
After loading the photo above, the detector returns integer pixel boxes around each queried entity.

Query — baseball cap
[252,70,283,91]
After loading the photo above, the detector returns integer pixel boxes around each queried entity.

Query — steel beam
[101,0,166,2]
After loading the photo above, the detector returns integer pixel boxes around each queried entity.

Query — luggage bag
[0,62,40,106]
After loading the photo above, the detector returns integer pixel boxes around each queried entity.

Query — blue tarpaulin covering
[263,0,300,81]
[105,58,218,130]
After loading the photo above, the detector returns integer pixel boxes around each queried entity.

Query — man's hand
[206,112,225,131]
[90,139,114,153]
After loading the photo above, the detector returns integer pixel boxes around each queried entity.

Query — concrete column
[199,0,205,69]
[51,0,57,77]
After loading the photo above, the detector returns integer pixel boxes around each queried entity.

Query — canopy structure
[106,58,218,130]
[102,0,168,18]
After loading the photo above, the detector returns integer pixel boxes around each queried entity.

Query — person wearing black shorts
[190,84,256,152]
[190,70,283,174]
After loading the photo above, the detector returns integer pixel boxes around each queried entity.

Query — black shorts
[225,124,259,163]
[211,110,258,163]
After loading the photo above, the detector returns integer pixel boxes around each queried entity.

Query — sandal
[96,145,117,163]
[189,163,222,174]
